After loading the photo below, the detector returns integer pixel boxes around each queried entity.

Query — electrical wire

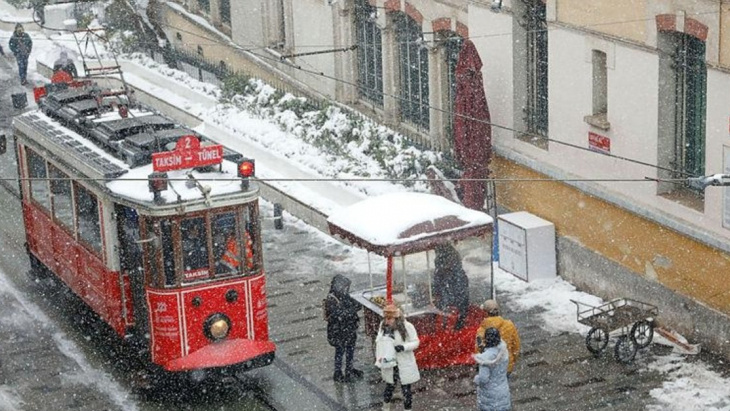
[12,1,713,180]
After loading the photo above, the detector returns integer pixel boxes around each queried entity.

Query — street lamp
[687,174,730,190]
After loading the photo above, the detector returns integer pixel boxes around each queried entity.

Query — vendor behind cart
[432,244,469,330]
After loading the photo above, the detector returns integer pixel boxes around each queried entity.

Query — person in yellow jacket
[475,299,520,374]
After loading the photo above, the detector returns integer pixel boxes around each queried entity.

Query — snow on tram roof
[15,108,241,204]
[107,160,243,203]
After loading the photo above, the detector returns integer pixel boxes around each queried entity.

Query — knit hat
[15,23,23,31]
[482,299,500,316]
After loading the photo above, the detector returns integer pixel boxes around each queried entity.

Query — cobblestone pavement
[261,211,684,411]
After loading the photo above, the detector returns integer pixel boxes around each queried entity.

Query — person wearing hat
[325,274,364,382]
[9,23,33,85]
[52,51,78,79]
[375,304,420,411]
[474,327,511,411]
[475,299,520,375]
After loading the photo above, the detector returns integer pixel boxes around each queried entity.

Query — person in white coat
[376,304,420,411]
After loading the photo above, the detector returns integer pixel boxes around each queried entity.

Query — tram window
[213,212,238,276]
[49,166,74,232]
[74,183,101,255]
[181,217,209,281]
[160,219,176,286]
[26,149,51,212]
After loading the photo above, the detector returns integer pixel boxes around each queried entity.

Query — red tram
[10,80,275,377]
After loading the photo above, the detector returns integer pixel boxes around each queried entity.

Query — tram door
[115,205,148,349]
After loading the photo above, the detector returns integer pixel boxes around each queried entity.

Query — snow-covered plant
[220,75,458,189]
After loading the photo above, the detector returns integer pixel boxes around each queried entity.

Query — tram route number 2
[152,135,224,172]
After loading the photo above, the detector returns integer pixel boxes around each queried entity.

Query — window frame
[25,147,51,213]
[355,0,384,106]
[141,204,261,289]
[394,11,430,131]
[74,181,102,256]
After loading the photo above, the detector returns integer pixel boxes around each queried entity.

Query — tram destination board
[152,135,223,172]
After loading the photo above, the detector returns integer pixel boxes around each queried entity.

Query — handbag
[375,335,397,369]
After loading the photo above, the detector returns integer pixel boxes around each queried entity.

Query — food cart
[327,192,494,369]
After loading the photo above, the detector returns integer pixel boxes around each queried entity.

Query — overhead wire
[10,1,716,183]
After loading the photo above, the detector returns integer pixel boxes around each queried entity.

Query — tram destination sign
[152,135,223,172]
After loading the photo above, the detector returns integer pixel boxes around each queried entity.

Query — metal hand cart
[570,298,658,363]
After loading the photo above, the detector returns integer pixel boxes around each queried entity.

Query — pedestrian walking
[474,327,511,411]
[475,299,521,374]
[324,274,364,383]
[376,304,420,411]
[9,24,32,85]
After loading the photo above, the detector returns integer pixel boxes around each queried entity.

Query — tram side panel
[17,142,128,337]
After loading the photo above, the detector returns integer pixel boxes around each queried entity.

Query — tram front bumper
[164,339,276,372]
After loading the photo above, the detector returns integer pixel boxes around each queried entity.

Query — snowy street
[1,1,730,409]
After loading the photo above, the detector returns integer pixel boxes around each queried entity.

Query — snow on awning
[327,192,493,257]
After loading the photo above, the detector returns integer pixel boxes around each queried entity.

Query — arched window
[394,12,429,131]
[354,0,383,106]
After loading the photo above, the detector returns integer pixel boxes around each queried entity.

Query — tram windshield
[142,204,260,287]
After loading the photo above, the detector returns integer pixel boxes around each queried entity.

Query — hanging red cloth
[452,40,492,210]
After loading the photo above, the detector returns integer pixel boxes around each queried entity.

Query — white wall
[704,68,730,231]
[468,5,514,144]
[231,0,265,49]
[288,0,338,98]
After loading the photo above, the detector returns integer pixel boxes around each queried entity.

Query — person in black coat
[432,244,470,330]
[325,274,363,382]
[9,24,32,85]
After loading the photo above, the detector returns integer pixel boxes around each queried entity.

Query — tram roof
[327,192,493,256]
[13,111,245,206]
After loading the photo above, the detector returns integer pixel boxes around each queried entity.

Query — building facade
[155,0,730,357]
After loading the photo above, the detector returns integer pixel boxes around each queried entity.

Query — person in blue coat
[474,327,511,411]
[9,24,33,85]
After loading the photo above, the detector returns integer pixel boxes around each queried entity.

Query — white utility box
[498,211,556,282]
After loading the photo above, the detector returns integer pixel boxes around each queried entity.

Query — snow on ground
[0,272,139,411]
[491,266,730,410]
[1,4,729,409]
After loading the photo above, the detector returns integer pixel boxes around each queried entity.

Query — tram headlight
[204,313,231,341]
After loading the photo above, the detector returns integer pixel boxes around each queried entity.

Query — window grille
[673,33,706,183]
[395,12,430,131]
[220,0,231,25]
[524,0,548,137]
[355,0,383,106]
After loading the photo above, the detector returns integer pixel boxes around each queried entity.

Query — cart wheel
[586,327,609,355]
[614,336,637,363]
[630,320,654,349]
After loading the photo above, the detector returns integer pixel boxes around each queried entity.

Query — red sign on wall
[588,132,610,154]
[152,135,223,172]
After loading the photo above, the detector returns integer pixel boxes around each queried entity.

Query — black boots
[334,368,364,383]
[345,368,364,382]
[333,370,346,382]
